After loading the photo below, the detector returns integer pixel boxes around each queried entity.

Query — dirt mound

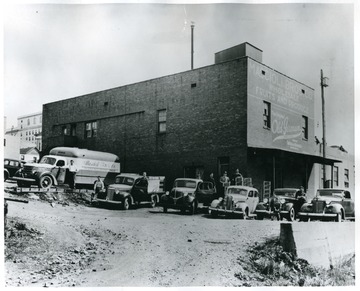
[236,238,355,286]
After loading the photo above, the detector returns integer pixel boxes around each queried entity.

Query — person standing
[92,176,105,202]
[233,168,243,186]
[68,160,78,190]
[219,171,230,198]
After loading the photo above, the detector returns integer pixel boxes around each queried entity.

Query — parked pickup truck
[93,173,165,210]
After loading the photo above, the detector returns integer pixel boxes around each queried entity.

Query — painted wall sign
[247,59,316,155]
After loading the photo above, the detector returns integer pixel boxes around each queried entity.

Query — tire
[209,209,218,218]
[256,214,264,220]
[242,208,249,220]
[39,175,53,189]
[150,195,157,208]
[287,207,295,222]
[335,212,342,222]
[163,207,167,213]
[122,198,130,210]
[4,171,9,182]
[189,201,196,215]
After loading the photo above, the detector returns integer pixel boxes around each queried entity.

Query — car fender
[255,202,268,211]
[300,202,312,212]
[325,203,343,214]
[283,202,295,211]
[4,169,10,176]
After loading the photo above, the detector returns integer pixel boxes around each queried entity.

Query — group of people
[205,169,244,198]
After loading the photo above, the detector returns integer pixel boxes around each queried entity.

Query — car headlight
[166,191,169,196]
[219,197,223,202]
[279,198,285,204]
[263,198,268,203]
[325,200,331,205]
[115,190,120,195]
[184,192,188,196]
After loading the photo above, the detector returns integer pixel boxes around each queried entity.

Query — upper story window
[33,117,36,124]
[27,118,30,126]
[263,101,271,129]
[302,116,308,140]
[333,166,339,187]
[85,121,98,138]
[344,168,349,188]
[158,109,167,134]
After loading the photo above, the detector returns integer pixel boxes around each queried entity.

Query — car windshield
[40,157,57,165]
[317,189,343,197]
[227,188,248,197]
[174,180,197,189]
[274,189,297,198]
[115,176,135,186]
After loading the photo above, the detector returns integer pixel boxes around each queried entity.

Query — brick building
[42,43,339,195]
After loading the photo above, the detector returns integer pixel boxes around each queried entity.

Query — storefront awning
[248,147,342,166]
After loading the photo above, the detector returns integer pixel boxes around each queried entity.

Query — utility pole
[321,69,329,188]
[191,22,195,70]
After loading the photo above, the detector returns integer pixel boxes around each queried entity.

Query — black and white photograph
[2,0,358,289]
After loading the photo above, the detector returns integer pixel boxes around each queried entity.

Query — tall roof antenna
[191,22,195,70]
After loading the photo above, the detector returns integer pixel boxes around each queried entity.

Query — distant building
[17,112,42,151]
[42,42,346,196]
[20,146,40,163]
[4,128,21,160]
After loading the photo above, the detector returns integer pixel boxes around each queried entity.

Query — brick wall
[43,58,250,189]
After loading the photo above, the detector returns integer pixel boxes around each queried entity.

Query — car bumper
[208,207,245,216]
[298,212,337,219]
[94,198,123,205]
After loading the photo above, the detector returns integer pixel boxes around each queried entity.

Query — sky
[2,0,357,155]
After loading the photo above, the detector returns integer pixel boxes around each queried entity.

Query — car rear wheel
[39,175,53,189]
[4,171,9,182]
[163,207,167,213]
[188,202,196,215]
[287,207,295,222]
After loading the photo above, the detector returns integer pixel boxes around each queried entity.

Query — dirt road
[4,192,283,287]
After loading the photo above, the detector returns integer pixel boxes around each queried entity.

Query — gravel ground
[4,188,282,288]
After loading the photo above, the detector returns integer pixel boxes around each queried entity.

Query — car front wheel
[39,175,53,189]
[335,212,342,222]
[287,207,295,222]
[122,198,130,210]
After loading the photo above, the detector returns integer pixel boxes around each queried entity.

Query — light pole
[191,22,195,70]
[321,69,329,188]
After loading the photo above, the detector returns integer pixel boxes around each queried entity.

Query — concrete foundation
[280,222,355,268]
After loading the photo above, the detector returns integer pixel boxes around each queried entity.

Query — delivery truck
[13,147,120,189]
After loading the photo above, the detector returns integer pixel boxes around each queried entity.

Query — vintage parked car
[208,185,259,219]
[298,188,355,222]
[4,158,23,182]
[94,173,165,210]
[159,178,213,214]
[255,188,306,221]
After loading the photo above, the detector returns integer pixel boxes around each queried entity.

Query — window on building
[40,116,42,123]
[70,124,77,136]
[302,116,308,140]
[85,121,98,138]
[33,117,36,124]
[158,109,167,134]
[27,119,30,125]
[333,166,339,187]
[263,101,271,129]
[344,168,349,188]
[217,156,230,178]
